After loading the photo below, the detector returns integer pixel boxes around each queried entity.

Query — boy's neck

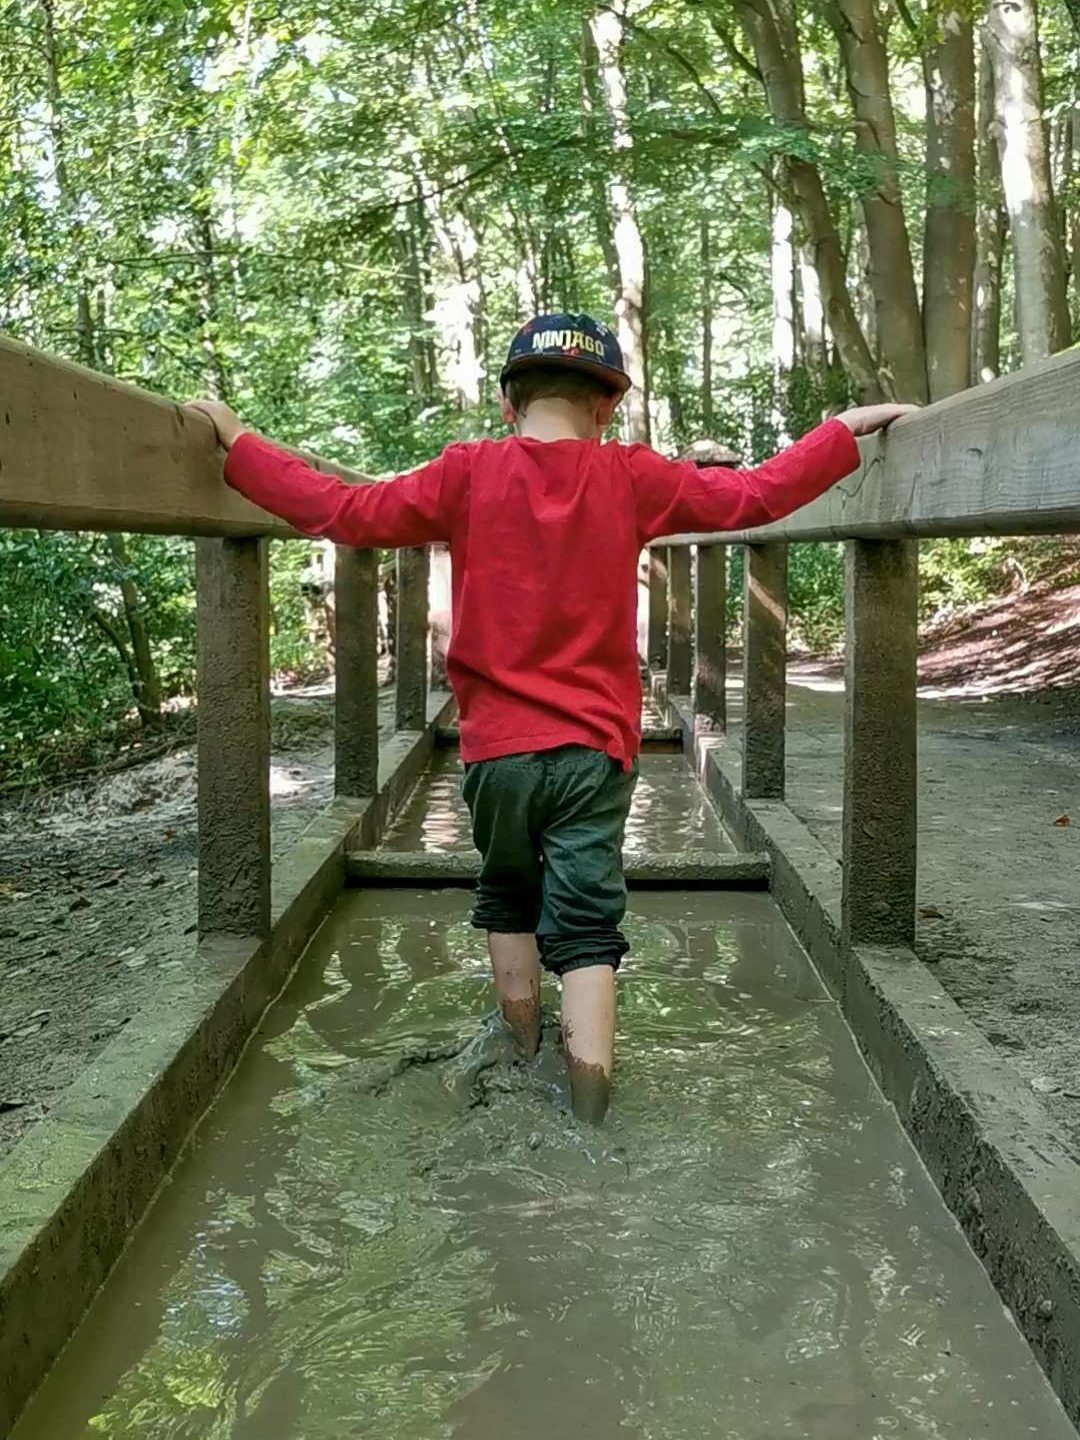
[515,397,601,442]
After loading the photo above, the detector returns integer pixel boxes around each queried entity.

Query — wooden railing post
[742,541,787,799]
[842,538,918,949]
[693,542,727,731]
[334,546,379,796]
[647,547,668,671]
[196,537,270,938]
[667,543,692,695]
[396,545,429,730]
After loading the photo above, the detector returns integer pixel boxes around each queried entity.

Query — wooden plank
[667,544,692,694]
[0,334,371,536]
[661,346,1080,544]
[196,538,270,937]
[742,542,787,800]
[334,546,379,796]
[395,546,429,730]
[693,543,726,731]
[842,539,918,949]
[647,547,668,669]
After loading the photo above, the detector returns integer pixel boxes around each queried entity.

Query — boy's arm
[632,405,916,543]
[185,401,457,548]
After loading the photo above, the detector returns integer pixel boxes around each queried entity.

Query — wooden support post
[196,537,270,938]
[693,543,727,731]
[647,547,668,671]
[742,542,787,799]
[842,539,918,949]
[334,546,379,796]
[396,545,429,730]
[667,544,692,695]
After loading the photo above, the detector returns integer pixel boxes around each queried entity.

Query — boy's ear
[596,391,621,429]
[500,391,517,427]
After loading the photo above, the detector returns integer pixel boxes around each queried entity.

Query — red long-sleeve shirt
[224,421,859,767]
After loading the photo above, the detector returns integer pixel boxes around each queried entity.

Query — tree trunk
[824,0,929,402]
[771,182,796,442]
[972,30,1008,382]
[590,1,650,443]
[398,194,435,410]
[736,0,882,403]
[191,204,233,402]
[984,0,1071,363]
[798,242,828,374]
[430,205,484,409]
[39,0,164,727]
[39,0,95,367]
[581,22,622,305]
[1060,111,1080,319]
[106,535,162,727]
[922,6,976,399]
[701,217,714,430]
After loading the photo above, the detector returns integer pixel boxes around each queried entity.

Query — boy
[186,312,913,1122]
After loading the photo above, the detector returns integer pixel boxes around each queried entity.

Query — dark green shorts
[462,745,639,976]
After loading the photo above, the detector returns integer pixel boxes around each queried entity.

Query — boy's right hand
[836,403,919,436]
[184,399,247,450]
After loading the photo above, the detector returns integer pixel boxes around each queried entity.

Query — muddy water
[383,749,733,856]
[13,886,1072,1438]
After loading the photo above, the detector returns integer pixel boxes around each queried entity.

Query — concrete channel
[9,754,1074,1437]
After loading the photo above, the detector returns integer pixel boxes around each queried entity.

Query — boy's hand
[184,399,247,450]
[836,403,919,436]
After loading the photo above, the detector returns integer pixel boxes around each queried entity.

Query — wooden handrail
[0,333,372,537]
[662,346,1080,545]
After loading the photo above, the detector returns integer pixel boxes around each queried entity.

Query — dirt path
[0,688,395,1156]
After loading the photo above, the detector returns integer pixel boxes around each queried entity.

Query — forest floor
[1,577,1079,1162]
[0,684,395,1156]
[776,574,1080,1156]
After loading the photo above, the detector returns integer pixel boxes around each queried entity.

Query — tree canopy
[2,0,1078,778]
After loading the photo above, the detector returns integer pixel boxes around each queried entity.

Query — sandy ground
[0,687,395,1156]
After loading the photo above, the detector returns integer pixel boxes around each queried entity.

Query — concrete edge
[347,848,770,889]
[659,683,1080,1426]
[0,691,456,1437]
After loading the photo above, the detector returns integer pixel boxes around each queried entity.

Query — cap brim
[500,353,632,394]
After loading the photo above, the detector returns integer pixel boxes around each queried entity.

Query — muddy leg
[561,965,615,1123]
[488,933,542,1057]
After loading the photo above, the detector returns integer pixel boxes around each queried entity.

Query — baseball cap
[499,312,632,394]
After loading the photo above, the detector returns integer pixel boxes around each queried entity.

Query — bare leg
[561,965,616,1123]
[488,933,542,1057]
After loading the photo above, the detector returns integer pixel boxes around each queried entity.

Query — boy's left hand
[836,403,919,437]
[184,399,247,450]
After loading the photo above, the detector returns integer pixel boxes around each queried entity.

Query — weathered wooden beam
[842,539,918,949]
[647,547,668,670]
[667,544,692,694]
[196,538,270,937]
[0,333,372,536]
[348,849,770,888]
[661,346,1080,544]
[742,542,787,800]
[395,546,429,730]
[334,546,380,796]
[693,543,726,731]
